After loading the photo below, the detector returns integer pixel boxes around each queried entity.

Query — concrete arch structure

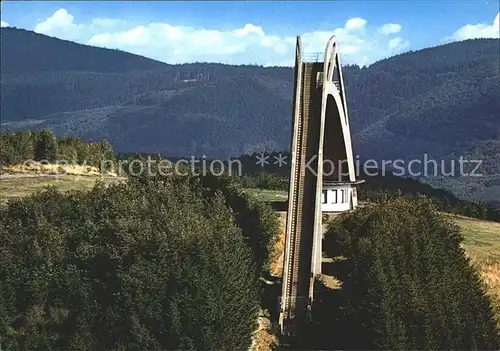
[320,35,356,183]
[279,35,363,340]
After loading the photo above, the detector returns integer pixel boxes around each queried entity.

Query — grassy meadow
[451,215,500,325]
[0,175,121,205]
[243,188,287,202]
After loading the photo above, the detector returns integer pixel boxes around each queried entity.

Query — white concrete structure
[321,181,364,212]
[321,183,352,212]
[280,35,363,338]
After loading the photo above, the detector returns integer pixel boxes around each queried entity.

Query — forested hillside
[312,198,500,350]
[0,28,167,74]
[0,174,280,349]
[1,28,499,201]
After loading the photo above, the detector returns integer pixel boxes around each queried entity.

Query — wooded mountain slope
[1,28,499,200]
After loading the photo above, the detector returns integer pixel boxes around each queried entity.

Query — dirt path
[250,212,286,351]
[0,173,126,180]
[0,173,62,179]
[269,211,287,277]
[252,212,342,350]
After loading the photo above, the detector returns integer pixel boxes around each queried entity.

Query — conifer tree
[319,197,499,350]
[34,129,58,162]
[0,176,262,350]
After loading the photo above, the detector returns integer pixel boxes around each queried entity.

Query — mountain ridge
[1,28,499,201]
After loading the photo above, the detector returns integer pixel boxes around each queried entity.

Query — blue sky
[1,1,499,66]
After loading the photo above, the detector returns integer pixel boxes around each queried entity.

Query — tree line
[220,151,500,222]
[117,150,500,222]
[357,171,500,222]
[0,130,115,168]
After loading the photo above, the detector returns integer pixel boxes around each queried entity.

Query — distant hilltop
[1,27,499,202]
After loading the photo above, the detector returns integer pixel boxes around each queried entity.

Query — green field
[243,188,287,202]
[0,177,277,206]
[0,175,121,205]
[449,215,500,325]
[452,216,500,264]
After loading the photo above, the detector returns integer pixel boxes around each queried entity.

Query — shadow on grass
[269,201,288,211]
[288,263,372,350]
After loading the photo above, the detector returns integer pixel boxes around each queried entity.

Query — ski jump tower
[279,35,362,338]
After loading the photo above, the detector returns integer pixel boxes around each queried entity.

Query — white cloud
[445,13,500,42]
[32,8,411,67]
[1,20,9,27]
[91,18,127,28]
[388,37,410,51]
[378,23,402,35]
[34,8,84,41]
[33,9,128,41]
[345,17,367,31]
[90,26,152,47]
[234,23,265,37]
